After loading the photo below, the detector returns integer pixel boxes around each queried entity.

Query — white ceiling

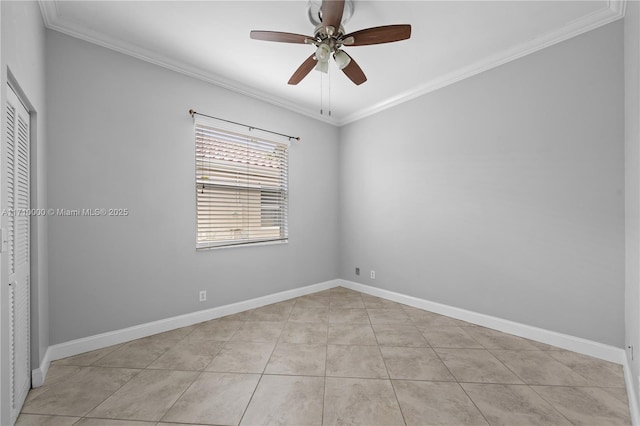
[40,1,624,126]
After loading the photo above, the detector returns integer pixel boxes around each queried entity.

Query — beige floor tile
[147,340,224,371]
[462,383,572,426]
[40,365,84,387]
[20,289,632,426]
[367,308,412,325]
[373,324,429,347]
[279,322,328,344]
[206,341,275,373]
[326,345,388,378]
[264,343,326,376]
[330,298,366,309]
[464,327,541,351]
[22,367,140,417]
[547,350,625,387]
[393,380,488,425]
[380,346,454,381]
[240,375,324,425]
[435,348,523,384]
[161,372,260,425]
[323,377,404,426]
[87,369,198,421]
[421,326,484,349]
[362,295,404,309]
[600,386,630,404]
[15,414,80,426]
[247,302,294,321]
[186,319,243,341]
[288,306,329,323]
[293,295,330,308]
[330,292,362,300]
[328,308,370,324]
[53,344,125,367]
[403,306,473,327]
[491,350,589,386]
[328,323,378,345]
[25,365,84,405]
[329,287,361,296]
[230,321,285,343]
[93,336,181,368]
[74,419,156,426]
[532,386,631,426]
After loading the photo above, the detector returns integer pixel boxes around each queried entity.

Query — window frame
[194,117,290,250]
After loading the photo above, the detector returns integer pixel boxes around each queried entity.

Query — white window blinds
[195,120,289,249]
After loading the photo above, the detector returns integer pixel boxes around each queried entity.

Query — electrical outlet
[355,267,360,275]
[199,290,207,302]
[370,270,375,279]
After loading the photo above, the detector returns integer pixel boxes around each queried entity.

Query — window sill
[196,239,288,251]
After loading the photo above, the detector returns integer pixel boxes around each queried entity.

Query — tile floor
[18,287,631,425]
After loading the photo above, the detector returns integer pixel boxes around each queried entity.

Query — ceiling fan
[250,0,411,86]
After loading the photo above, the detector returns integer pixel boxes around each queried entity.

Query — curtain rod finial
[189,109,196,117]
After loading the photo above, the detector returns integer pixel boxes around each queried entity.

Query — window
[195,119,289,249]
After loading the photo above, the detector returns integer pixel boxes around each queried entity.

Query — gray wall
[46,15,627,350]
[0,1,48,420]
[625,0,640,405]
[46,31,339,345]
[339,22,625,346]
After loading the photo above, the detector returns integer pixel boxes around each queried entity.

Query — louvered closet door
[7,85,30,422]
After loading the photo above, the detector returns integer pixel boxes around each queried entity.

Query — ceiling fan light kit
[249,0,411,86]
[333,50,351,70]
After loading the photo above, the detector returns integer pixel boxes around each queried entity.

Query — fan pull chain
[320,72,324,115]
[319,69,331,116]
[328,67,332,117]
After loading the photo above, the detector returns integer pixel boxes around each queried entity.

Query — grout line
[415,314,493,425]
[456,381,493,425]
[368,293,408,426]
[527,383,579,425]
[156,370,204,424]
[483,347,569,386]
[428,342,493,426]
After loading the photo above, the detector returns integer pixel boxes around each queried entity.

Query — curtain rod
[189,109,301,142]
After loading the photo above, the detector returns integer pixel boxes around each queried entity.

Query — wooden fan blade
[321,0,344,32]
[341,53,367,85]
[288,54,317,85]
[250,30,313,44]
[343,25,411,46]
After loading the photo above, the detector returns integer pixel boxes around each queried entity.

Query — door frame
[0,69,39,426]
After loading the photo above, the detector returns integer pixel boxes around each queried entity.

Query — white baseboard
[31,347,51,388]
[623,353,640,426]
[35,278,628,395]
[38,279,340,379]
[339,279,625,364]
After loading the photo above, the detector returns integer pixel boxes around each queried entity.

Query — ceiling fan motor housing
[308,0,354,26]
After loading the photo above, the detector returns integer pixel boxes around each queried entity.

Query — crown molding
[38,0,57,28]
[37,1,339,126]
[609,0,627,17]
[337,0,626,126]
[38,0,625,128]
